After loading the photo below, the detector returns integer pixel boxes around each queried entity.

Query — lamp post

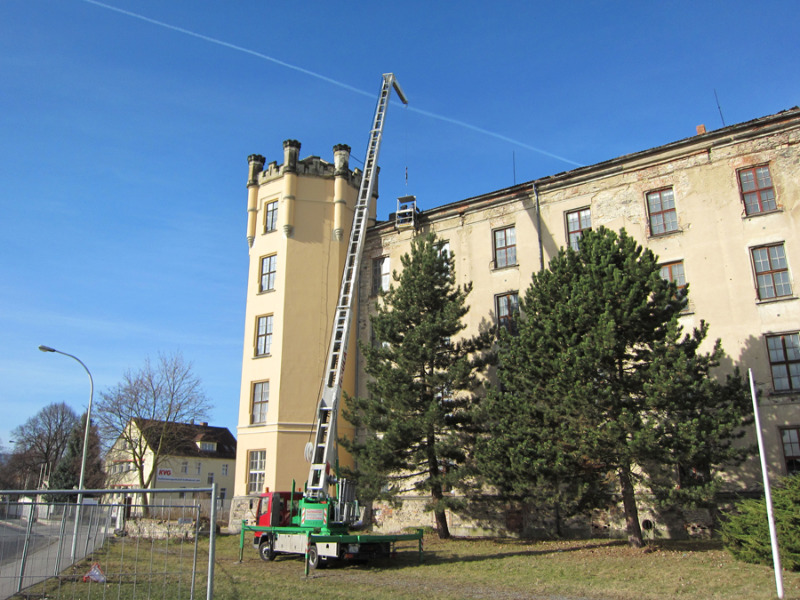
[38,345,94,561]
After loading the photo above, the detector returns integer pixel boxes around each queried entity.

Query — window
[646,188,679,235]
[738,165,777,216]
[372,256,390,295]
[660,260,686,294]
[751,244,792,300]
[767,333,800,392]
[566,209,591,251]
[220,488,227,500]
[247,450,266,495]
[264,200,278,232]
[493,226,516,268]
[256,315,273,356]
[222,464,228,477]
[199,441,217,451]
[496,292,519,330]
[180,461,188,474]
[260,255,277,292]
[207,473,214,484]
[195,462,202,475]
[251,381,269,424]
[782,428,800,475]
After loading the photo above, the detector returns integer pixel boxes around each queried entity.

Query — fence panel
[0,486,217,600]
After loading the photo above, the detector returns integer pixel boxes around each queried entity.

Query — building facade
[105,419,237,503]
[233,108,800,534]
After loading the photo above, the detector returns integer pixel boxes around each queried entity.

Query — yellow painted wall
[235,146,361,499]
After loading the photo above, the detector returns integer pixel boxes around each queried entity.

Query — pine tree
[721,474,800,570]
[477,227,751,546]
[49,412,104,501]
[342,233,491,539]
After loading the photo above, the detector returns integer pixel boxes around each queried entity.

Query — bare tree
[95,352,211,509]
[9,402,79,489]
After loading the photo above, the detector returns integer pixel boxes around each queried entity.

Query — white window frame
[248,450,266,495]
[260,254,277,292]
[251,381,269,424]
[256,315,273,356]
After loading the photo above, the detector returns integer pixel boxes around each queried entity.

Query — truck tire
[259,537,276,562]
[307,544,320,570]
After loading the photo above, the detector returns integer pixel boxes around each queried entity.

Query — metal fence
[0,486,217,600]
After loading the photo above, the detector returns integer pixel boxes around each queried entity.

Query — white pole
[749,368,784,599]
[38,345,94,562]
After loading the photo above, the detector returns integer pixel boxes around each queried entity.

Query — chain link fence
[0,486,218,600]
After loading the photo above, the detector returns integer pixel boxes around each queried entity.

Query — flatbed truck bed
[239,523,424,575]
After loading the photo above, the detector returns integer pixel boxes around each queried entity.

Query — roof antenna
[714,89,726,127]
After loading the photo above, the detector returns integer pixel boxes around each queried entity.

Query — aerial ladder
[243,74,422,571]
[305,73,408,508]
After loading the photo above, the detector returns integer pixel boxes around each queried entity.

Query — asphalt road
[0,519,84,600]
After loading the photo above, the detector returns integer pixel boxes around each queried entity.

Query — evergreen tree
[721,474,800,571]
[49,412,104,501]
[342,233,491,539]
[477,227,751,546]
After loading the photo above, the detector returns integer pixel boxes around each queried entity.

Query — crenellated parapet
[245,140,368,244]
[253,144,362,186]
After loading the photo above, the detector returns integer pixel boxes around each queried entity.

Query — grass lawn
[215,533,800,600]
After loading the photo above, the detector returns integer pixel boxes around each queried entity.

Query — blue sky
[2,0,798,447]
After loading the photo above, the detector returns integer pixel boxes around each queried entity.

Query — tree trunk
[618,463,644,548]
[554,500,563,538]
[427,428,450,539]
[433,505,451,539]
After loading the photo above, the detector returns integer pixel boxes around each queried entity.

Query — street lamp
[38,345,94,561]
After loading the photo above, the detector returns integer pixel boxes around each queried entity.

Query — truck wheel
[307,544,320,570]
[259,537,275,562]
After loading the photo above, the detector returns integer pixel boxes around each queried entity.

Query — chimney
[246,154,265,247]
[696,124,706,135]
[333,144,351,176]
[332,144,352,241]
[282,139,301,173]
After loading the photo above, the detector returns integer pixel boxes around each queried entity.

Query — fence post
[17,501,36,593]
[54,505,68,575]
[206,482,218,600]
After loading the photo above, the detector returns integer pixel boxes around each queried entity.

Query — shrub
[721,474,800,570]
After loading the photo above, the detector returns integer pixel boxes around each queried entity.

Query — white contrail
[80,0,583,168]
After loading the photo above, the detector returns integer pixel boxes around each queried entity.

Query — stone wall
[369,496,718,541]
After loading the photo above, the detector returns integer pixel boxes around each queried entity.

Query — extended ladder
[305,74,408,502]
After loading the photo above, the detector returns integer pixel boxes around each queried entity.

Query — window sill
[767,390,800,399]
[647,229,682,240]
[263,229,278,235]
[257,289,276,295]
[491,263,519,272]
[756,296,797,306]
[253,354,272,359]
[743,208,782,219]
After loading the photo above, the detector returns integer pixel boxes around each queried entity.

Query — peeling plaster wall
[354,110,800,537]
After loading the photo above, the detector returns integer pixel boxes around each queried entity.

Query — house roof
[373,106,800,231]
[132,418,237,460]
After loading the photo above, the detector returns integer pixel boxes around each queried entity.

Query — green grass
[216,534,800,600]
[16,533,800,599]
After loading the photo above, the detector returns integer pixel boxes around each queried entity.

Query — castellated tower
[230,141,376,527]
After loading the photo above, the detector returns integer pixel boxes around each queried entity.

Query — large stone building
[232,107,800,534]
